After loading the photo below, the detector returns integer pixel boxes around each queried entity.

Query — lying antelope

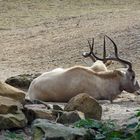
[28,35,140,102]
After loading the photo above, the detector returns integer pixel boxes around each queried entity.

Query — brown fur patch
[67,66,118,79]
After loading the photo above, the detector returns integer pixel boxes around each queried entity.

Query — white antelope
[28,35,140,102]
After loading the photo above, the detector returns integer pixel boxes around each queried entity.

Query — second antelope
[28,36,140,103]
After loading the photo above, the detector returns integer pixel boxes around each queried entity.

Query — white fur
[28,61,140,102]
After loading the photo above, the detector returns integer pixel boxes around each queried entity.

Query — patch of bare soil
[0,0,140,139]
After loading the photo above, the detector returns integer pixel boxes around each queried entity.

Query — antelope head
[83,35,140,93]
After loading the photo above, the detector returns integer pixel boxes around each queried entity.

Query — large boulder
[0,96,27,129]
[0,111,27,129]
[32,119,89,140]
[5,73,41,90]
[64,93,102,120]
[0,81,25,102]
[0,96,23,114]
[24,104,56,123]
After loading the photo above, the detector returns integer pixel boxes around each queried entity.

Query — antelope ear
[114,70,124,76]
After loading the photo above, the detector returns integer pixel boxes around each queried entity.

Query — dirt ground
[0,0,140,138]
[0,0,140,80]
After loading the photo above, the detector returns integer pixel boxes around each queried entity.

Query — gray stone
[32,119,89,140]
[5,73,41,90]
[0,111,27,129]
[64,93,102,120]
[57,110,85,124]
[24,104,56,123]
[53,104,63,111]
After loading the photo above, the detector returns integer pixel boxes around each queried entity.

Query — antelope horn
[105,35,132,71]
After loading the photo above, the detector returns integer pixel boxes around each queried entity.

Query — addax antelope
[28,35,140,102]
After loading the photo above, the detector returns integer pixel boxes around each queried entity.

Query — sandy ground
[0,0,140,81]
[0,0,140,139]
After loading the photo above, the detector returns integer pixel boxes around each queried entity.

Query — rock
[0,96,27,129]
[57,110,85,124]
[122,116,139,128]
[24,104,56,123]
[0,81,26,102]
[5,73,41,90]
[32,119,89,140]
[53,104,63,111]
[28,99,51,109]
[64,93,102,120]
[0,111,27,129]
[0,96,23,114]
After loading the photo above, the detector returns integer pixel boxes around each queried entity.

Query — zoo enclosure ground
[0,1,140,139]
[0,0,140,81]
